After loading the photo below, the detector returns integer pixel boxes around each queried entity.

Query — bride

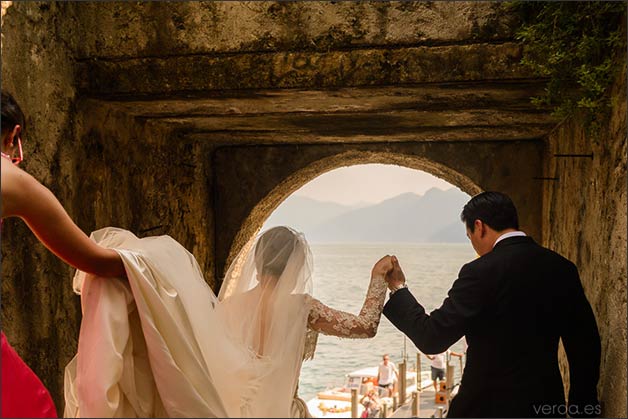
[64,226,392,418]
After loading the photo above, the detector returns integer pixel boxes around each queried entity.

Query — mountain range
[262,187,470,243]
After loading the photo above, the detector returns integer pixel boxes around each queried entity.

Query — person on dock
[426,350,463,392]
[377,353,399,397]
[360,389,381,418]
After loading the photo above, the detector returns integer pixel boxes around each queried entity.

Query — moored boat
[307,366,432,418]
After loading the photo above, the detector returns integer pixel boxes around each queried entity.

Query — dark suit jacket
[383,236,601,418]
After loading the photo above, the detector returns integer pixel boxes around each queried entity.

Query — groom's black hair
[461,191,519,232]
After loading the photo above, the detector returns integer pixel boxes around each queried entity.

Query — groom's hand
[385,256,406,291]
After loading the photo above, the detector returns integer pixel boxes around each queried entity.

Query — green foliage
[509,1,626,131]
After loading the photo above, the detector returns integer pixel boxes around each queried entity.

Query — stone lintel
[79,42,530,96]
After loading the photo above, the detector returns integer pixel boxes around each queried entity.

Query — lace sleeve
[307,274,388,338]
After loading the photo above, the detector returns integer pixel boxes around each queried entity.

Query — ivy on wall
[509,1,626,131]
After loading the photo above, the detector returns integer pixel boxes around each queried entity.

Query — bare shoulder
[2,162,40,189]
[1,163,43,217]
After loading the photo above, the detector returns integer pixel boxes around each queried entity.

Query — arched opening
[223,151,482,275]
[223,156,482,403]
[262,164,472,242]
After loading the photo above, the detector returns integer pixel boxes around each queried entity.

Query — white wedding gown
[64,227,387,418]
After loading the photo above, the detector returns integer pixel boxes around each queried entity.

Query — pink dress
[1,332,57,418]
[1,159,56,417]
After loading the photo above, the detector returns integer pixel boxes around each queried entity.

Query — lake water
[298,242,477,401]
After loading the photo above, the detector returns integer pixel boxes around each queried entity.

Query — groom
[383,192,601,418]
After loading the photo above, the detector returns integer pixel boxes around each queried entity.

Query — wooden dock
[387,356,458,418]
[389,387,447,418]
[340,354,461,419]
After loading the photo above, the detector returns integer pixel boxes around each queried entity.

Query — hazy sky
[293,164,456,206]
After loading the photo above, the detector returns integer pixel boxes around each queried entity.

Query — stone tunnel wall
[541,65,627,417]
[68,2,517,60]
[71,100,217,285]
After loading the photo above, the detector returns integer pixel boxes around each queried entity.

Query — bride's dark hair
[254,226,303,278]
[1,91,26,136]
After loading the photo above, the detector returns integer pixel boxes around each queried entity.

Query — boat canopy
[346,367,379,379]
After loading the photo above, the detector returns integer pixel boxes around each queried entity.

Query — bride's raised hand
[372,255,393,277]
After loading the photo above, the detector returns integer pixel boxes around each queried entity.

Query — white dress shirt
[493,231,527,248]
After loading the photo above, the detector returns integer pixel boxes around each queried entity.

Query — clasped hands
[372,254,406,291]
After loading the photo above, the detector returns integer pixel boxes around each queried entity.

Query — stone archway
[224,151,482,278]
[213,140,544,285]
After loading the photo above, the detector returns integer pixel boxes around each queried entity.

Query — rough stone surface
[79,42,529,96]
[70,99,217,283]
[92,82,558,145]
[71,2,530,98]
[69,2,518,59]
[542,65,627,417]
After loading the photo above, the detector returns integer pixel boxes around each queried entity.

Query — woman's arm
[2,164,125,277]
[307,256,391,338]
